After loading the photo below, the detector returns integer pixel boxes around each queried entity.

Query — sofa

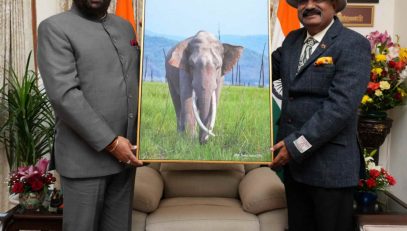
[131,163,288,231]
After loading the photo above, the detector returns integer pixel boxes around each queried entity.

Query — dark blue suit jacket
[272,18,370,188]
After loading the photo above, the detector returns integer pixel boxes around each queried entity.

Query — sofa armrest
[239,167,286,214]
[133,166,164,213]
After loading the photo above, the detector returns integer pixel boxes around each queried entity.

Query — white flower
[387,46,400,60]
[366,158,382,171]
[367,161,376,170]
[380,81,391,90]
[397,67,407,86]
[365,157,374,162]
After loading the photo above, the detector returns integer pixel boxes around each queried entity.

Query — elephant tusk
[192,91,215,137]
[209,91,217,131]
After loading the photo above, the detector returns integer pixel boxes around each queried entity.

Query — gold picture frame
[136,0,274,164]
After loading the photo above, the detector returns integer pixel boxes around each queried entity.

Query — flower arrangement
[360,31,407,113]
[8,158,56,194]
[358,149,396,192]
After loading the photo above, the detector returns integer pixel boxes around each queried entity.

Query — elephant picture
[137,0,273,163]
[165,31,243,144]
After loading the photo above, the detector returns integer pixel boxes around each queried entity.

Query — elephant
[165,31,243,143]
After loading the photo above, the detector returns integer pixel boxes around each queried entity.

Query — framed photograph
[348,0,379,3]
[136,0,273,163]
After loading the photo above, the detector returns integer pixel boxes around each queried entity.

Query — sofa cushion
[258,208,288,231]
[160,164,245,198]
[133,166,164,213]
[239,167,286,214]
[160,163,245,172]
[146,197,259,231]
[132,210,147,231]
[161,170,244,198]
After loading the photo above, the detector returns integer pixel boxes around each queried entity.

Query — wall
[394,0,407,46]
[348,0,395,37]
[386,0,407,204]
[36,0,61,27]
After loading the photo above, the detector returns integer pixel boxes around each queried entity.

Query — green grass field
[139,82,272,162]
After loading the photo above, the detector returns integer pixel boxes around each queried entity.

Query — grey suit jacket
[38,6,140,178]
[272,18,371,188]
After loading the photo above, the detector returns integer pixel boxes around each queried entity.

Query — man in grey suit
[270,0,370,230]
[37,0,142,230]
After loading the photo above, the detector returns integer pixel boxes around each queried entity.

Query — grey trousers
[60,167,136,231]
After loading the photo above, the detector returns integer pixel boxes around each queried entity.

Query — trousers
[60,166,136,231]
[284,170,355,231]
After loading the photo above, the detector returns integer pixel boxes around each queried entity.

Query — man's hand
[269,140,292,169]
[106,136,143,166]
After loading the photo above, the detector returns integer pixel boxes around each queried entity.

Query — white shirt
[301,19,335,56]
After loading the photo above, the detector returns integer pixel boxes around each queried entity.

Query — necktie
[298,37,318,71]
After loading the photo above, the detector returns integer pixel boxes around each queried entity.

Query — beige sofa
[131,163,288,231]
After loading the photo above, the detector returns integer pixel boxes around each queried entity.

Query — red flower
[389,60,396,68]
[394,61,406,71]
[366,178,377,189]
[30,178,44,191]
[12,182,24,193]
[369,169,380,178]
[386,175,397,185]
[358,180,364,188]
[368,82,380,91]
[394,92,402,101]
[370,72,377,81]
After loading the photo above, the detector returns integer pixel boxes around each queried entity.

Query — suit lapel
[289,30,306,82]
[296,18,343,76]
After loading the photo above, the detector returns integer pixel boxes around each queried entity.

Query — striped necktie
[298,37,318,71]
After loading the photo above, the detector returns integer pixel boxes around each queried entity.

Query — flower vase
[357,111,393,164]
[355,191,378,210]
[19,191,45,210]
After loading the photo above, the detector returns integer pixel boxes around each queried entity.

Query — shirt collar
[305,19,335,43]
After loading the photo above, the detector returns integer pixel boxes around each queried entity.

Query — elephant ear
[222,44,244,76]
[168,38,192,70]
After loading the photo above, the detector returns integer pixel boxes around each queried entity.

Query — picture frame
[348,0,379,3]
[136,0,274,163]
[338,5,375,27]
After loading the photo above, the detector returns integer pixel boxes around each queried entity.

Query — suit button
[289,96,294,101]
[287,118,293,123]
[128,113,134,119]
[128,94,133,99]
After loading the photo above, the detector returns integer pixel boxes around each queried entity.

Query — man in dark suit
[270,0,370,230]
[38,0,142,230]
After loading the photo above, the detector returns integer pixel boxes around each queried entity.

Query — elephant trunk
[192,90,217,143]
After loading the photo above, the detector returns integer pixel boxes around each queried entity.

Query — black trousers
[284,171,355,231]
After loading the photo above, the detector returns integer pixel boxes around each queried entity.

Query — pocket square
[315,56,333,66]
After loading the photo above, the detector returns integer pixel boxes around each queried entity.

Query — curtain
[0,0,34,212]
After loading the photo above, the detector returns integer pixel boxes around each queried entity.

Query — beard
[73,0,111,19]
